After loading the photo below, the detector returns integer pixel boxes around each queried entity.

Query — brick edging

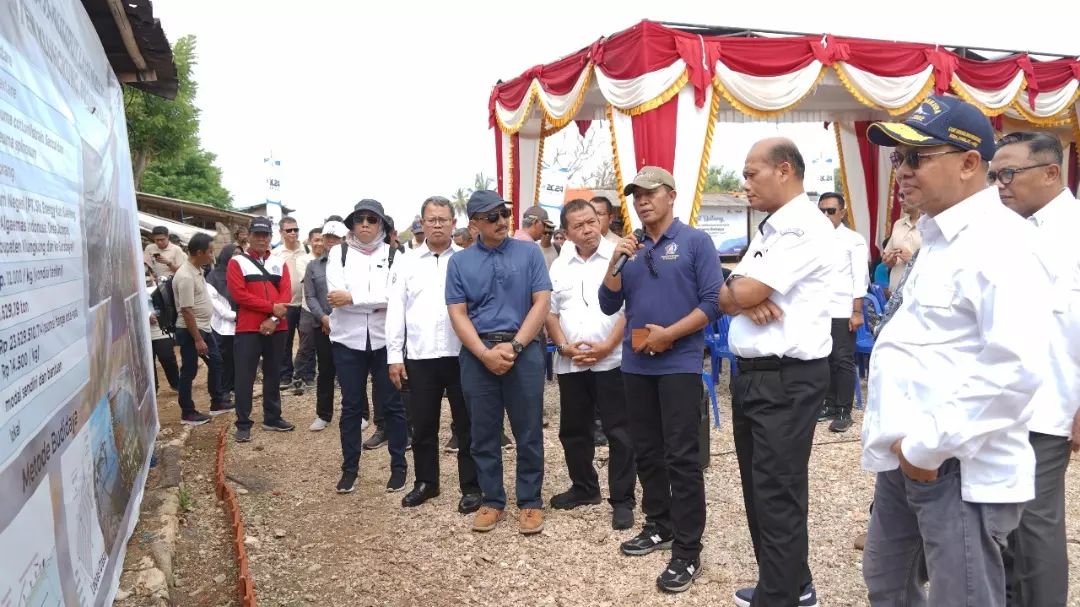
[215,426,257,606]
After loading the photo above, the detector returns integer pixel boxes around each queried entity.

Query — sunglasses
[283,227,300,234]
[354,214,381,226]
[472,207,511,223]
[987,163,1052,186]
[888,149,966,170]
[819,207,839,216]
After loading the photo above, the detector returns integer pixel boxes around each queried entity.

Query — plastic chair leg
[854,364,864,411]
[702,371,720,429]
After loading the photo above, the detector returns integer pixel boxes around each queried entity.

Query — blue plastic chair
[855,297,880,377]
[707,315,738,384]
[868,284,888,311]
[702,371,721,429]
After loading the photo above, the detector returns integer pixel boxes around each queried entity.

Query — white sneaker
[309,418,330,432]
[361,417,369,431]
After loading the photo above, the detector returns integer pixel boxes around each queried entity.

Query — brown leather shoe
[519,508,544,535]
[472,506,505,532]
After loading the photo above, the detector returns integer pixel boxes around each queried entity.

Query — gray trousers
[1005,432,1072,607]
[863,459,1024,606]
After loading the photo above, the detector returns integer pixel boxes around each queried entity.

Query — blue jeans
[175,328,227,414]
[332,342,407,474]
[459,340,545,510]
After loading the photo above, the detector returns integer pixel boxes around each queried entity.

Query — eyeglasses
[472,207,511,223]
[283,228,300,234]
[987,163,1052,186]
[355,214,381,226]
[888,149,967,170]
[819,207,839,216]
[423,217,451,226]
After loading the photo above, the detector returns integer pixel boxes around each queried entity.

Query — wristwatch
[511,340,524,355]
[269,316,279,324]
[555,343,568,355]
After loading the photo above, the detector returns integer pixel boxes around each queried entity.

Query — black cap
[467,190,508,216]
[867,95,996,161]
[345,199,390,230]
[249,216,274,234]
[151,226,169,236]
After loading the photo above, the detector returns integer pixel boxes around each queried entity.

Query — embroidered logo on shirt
[661,242,679,261]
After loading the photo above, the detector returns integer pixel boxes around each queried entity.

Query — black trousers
[623,372,705,560]
[233,331,286,430]
[557,368,637,508]
[279,305,302,382]
[151,337,179,391]
[825,318,856,413]
[731,357,828,606]
[405,357,479,494]
[313,329,337,422]
[215,331,235,394]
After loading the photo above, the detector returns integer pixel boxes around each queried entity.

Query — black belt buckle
[736,356,782,372]
[479,332,516,344]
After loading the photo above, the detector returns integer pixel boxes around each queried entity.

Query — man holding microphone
[599,166,722,593]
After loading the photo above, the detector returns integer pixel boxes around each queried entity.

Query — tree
[450,187,469,216]
[139,147,233,207]
[124,35,232,206]
[546,127,599,183]
[472,173,493,192]
[584,158,616,190]
[703,165,742,192]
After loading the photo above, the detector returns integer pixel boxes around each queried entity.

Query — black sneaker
[620,527,674,556]
[386,468,407,493]
[444,434,459,453]
[734,582,818,607]
[181,411,211,426]
[817,405,838,422]
[593,427,608,447]
[363,427,387,450]
[291,379,305,396]
[279,377,294,389]
[235,427,252,443]
[656,557,701,593]
[209,402,235,416]
[612,507,635,530]
[262,419,296,432]
[829,410,853,433]
[549,489,602,510]
[336,471,358,494]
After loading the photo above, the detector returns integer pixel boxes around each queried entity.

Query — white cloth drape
[836,64,934,111]
[594,60,687,110]
[952,71,1025,113]
[715,60,823,112]
[672,86,713,225]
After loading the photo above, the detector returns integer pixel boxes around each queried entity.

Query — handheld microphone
[611,229,646,277]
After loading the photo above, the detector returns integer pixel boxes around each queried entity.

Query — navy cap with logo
[249,216,274,234]
[867,95,996,161]
[466,190,509,216]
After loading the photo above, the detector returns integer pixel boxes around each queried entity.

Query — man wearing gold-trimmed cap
[860,95,1053,606]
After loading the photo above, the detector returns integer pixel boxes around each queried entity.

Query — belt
[479,332,518,343]
[735,355,819,372]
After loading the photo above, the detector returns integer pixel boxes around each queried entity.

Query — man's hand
[1070,409,1080,452]
[259,318,277,335]
[320,315,331,335]
[882,249,899,267]
[849,310,864,333]
[607,234,643,272]
[480,348,514,375]
[195,337,209,356]
[389,363,408,390]
[568,340,609,367]
[149,313,158,326]
[898,249,913,263]
[328,290,353,308]
[635,324,674,355]
[745,300,784,326]
[492,342,517,361]
[272,303,288,317]
[891,439,938,482]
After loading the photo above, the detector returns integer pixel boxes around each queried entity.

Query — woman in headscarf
[206,243,240,400]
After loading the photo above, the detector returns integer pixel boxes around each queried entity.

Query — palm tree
[451,187,469,217]
[472,172,493,192]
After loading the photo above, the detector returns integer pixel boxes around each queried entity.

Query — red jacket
[226,248,292,334]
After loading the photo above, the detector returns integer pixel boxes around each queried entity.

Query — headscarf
[346,226,386,255]
[207,243,238,309]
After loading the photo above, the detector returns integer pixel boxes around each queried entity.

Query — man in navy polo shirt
[599,166,722,593]
[446,190,552,536]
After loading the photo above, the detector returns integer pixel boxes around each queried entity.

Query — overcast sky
[151,0,1080,230]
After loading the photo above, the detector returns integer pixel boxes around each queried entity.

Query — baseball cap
[467,190,508,216]
[411,219,424,233]
[867,95,996,161]
[345,199,389,230]
[522,206,555,229]
[249,216,273,234]
[322,220,348,238]
[623,166,676,196]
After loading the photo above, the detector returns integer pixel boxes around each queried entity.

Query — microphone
[611,228,646,277]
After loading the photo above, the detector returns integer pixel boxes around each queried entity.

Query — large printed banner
[0,1,158,605]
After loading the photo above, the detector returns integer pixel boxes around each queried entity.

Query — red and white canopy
[489,20,1080,254]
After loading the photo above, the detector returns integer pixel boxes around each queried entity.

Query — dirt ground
[172,363,1079,607]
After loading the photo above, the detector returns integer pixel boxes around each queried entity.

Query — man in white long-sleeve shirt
[992,131,1080,607]
[386,196,481,513]
[326,199,408,495]
[816,192,868,433]
[860,96,1053,607]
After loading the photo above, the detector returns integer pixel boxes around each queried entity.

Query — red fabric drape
[630,96,678,172]
[842,40,934,77]
[711,36,821,76]
[576,120,591,137]
[954,55,1025,90]
[854,120,882,257]
[596,21,682,80]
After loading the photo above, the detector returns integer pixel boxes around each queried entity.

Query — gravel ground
[219,367,1080,607]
